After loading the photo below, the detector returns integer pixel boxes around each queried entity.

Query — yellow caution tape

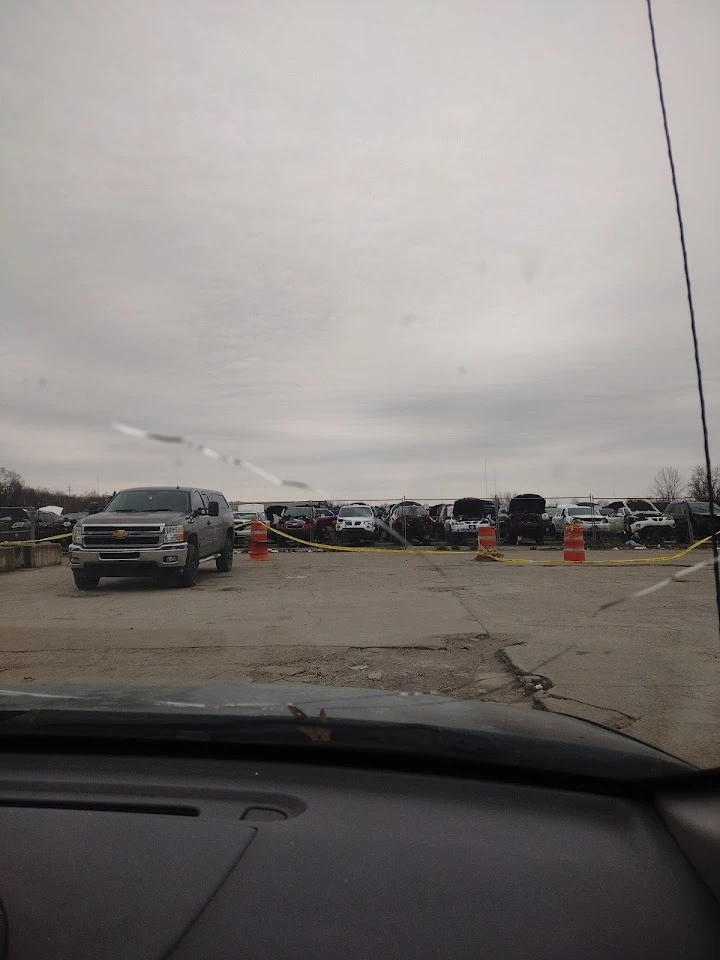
[256,521,719,563]
[2,532,73,546]
[479,530,718,565]
[257,522,442,554]
[230,517,717,565]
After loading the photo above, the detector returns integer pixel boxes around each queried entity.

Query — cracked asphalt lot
[1,548,719,766]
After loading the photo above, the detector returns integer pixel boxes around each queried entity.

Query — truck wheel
[178,542,199,587]
[216,534,234,572]
[73,572,100,590]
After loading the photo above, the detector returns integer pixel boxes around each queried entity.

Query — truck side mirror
[88,502,100,515]
[208,500,220,517]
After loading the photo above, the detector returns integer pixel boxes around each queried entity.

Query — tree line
[0,467,113,513]
[651,465,720,502]
[3,462,718,512]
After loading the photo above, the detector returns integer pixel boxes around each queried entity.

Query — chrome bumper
[68,543,188,570]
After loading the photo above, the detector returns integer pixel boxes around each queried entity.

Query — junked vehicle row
[38,486,720,591]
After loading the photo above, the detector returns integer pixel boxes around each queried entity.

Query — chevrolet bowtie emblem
[113,529,129,539]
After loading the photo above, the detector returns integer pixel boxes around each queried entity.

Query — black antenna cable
[646,0,720,641]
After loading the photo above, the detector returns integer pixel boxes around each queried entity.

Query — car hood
[0,682,690,781]
[82,511,184,525]
[509,495,546,514]
[452,498,491,520]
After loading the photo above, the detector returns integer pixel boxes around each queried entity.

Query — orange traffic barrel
[477,524,498,557]
[249,519,269,561]
[563,521,585,563]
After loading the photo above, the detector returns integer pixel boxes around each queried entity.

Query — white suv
[604,499,675,542]
[442,498,495,544]
[551,505,612,537]
[335,503,378,544]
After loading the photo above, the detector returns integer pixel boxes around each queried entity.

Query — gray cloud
[2,0,719,501]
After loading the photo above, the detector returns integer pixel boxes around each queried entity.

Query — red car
[389,503,435,544]
[275,505,336,543]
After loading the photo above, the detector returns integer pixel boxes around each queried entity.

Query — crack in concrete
[534,691,638,729]
[497,647,554,691]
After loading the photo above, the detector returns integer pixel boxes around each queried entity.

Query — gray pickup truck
[68,486,235,590]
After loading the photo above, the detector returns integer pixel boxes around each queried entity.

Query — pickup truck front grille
[81,525,163,547]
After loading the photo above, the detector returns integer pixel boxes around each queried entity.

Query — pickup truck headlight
[72,525,83,544]
[163,525,185,543]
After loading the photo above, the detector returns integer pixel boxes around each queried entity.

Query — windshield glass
[339,506,373,518]
[394,505,428,517]
[3,1,720,776]
[283,506,312,519]
[104,490,190,513]
[690,503,720,515]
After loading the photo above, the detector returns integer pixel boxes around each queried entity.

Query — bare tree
[0,467,24,504]
[0,466,112,511]
[687,464,720,502]
[651,466,684,501]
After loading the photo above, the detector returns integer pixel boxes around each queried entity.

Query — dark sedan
[664,500,720,544]
[389,503,435,544]
[0,507,69,543]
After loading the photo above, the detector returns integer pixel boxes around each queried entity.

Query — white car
[604,499,675,542]
[443,498,495,544]
[336,503,378,544]
[552,506,613,536]
[233,504,267,543]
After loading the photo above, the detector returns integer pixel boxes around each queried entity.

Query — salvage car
[551,505,613,538]
[232,505,268,545]
[505,494,546,545]
[275,504,335,543]
[663,500,720,544]
[443,498,496,544]
[335,503,378,544]
[605,499,675,543]
[59,511,89,530]
[389,503,435,544]
[0,506,69,543]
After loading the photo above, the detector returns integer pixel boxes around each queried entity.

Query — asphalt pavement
[1,547,718,766]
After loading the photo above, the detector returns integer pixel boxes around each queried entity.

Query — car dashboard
[0,746,719,960]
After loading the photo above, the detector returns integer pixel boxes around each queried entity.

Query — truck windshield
[104,490,190,513]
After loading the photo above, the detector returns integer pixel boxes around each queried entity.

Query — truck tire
[178,541,199,587]
[73,572,100,590]
[216,533,234,572]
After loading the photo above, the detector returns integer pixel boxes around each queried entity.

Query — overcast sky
[2,0,719,502]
